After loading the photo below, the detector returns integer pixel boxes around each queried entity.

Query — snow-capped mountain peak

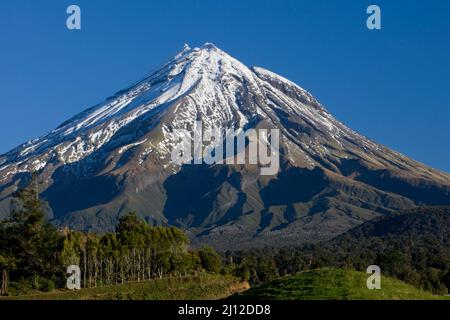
[1,42,449,248]
[0,42,448,186]
[0,43,251,174]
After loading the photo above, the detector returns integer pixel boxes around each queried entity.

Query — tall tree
[1,174,63,280]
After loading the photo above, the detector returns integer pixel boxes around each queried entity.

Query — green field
[234,268,450,300]
[1,274,248,300]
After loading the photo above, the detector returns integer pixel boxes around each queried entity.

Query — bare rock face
[1,43,449,249]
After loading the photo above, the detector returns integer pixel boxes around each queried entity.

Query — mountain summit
[1,43,449,249]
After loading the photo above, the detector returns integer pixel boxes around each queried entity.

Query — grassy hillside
[1,274,248,300]
[234,268,449,300]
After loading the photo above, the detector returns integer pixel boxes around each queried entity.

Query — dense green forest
[1,178,449,298]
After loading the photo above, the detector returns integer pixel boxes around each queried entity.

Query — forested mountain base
[1,178,449,299]
[226,206,450,295]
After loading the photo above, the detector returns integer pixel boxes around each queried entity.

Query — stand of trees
[0,177,222,295]
[60,214,202,288]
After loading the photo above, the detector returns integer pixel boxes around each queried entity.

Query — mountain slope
[0,43,449,249]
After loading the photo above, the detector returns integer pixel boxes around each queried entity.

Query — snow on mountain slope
[0,43,449,248]
[1,43,445,180]
[0,43,259,179]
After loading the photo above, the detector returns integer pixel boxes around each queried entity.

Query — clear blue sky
[0,0,449,172]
